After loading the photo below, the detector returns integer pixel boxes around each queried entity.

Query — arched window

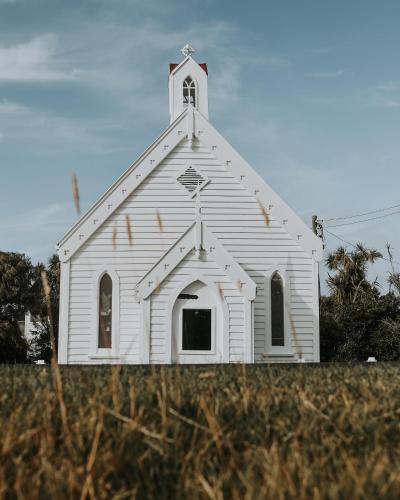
[98,273,112,348]
[271,272,284,346]
[183,77,196,108]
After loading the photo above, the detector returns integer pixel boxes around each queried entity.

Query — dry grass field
[1,363,400,499]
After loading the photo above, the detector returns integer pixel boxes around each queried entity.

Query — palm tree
[386,243,400,295]
[326,243,382,304]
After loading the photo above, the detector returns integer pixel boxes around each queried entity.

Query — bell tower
[168,44,209,123]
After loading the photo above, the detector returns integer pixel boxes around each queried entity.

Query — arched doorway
[171,280,223,364]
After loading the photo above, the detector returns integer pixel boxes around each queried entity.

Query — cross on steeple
[181,44,195,57]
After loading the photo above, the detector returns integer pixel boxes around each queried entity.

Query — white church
[57,45,323,364]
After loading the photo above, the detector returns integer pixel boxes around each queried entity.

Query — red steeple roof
[169,63,208,75]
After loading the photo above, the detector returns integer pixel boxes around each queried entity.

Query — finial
[181,44,195,58]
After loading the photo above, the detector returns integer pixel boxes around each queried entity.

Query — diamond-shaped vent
[177,166,206,194]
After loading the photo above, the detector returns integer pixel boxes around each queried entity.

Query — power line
[322,202,400,222]
[325,209,400,228]
[324,228,400,267]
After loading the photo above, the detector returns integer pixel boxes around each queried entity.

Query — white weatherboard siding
[66,140,316,363]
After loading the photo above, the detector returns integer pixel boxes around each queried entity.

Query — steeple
[168,44,209,123]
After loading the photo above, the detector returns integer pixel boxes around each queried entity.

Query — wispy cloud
[0,99,29,114]
[0,203,74,260]
[0,98,121,152]
[374,82,400,108]
[306,69,345,79]
[0,21,230,86]
[0,20,237,149]
[361,82,400,109]
[1,203,71,231]
[245,54,292,68]
[66,20,234,90]
[0,34,77,82]
[303,96,336,106]
[210,56,241,114]
[307,48,332,55]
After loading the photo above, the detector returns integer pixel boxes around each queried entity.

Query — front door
[172,281,220,364]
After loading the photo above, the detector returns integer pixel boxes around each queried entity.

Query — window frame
[178,305,216,355]
[182,75,197,110]
[264,268,293,356]
[89,267,120,360]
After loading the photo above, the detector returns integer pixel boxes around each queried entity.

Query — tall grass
[1,364,400,498]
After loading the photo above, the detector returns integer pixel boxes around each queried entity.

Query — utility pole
[312,214,321,300]
[312,215,318,236]
[312,214,324,246]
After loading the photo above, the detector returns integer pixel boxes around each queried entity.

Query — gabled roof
[58,104,323,263]
[168,56,208,76]
[169,61,208,75]
[57,108,188,262]
[135,222,257,301]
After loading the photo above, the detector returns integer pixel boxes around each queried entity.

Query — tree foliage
[321,244,400,361]
[325,243,382,305]
[0,252,41,363]
[0,252,60,363]
[30,254,60,363]
[0,252,40,323]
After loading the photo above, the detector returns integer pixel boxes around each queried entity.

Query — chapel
[57,45,323,364]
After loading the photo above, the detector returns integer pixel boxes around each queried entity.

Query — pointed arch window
[98,273,113,348]
[264,269,293,357]
[183,77,196,108]
[271,272,284,346]
[89,268,120,360]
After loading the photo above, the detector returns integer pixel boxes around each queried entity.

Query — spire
[180,44,195,58]
[169,45,209,123]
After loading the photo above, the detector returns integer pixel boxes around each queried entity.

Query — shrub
[320,292,400,361]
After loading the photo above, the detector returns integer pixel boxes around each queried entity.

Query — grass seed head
[258,200,270,226]
[156,210,164,232]
[112,224,117,249]
[41,270,51,304]
[125,215,133,246]
[71,173,81,215]
[287,300,303,359]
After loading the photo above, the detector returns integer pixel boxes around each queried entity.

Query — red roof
[169,62,208,75]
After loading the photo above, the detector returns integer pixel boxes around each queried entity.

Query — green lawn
[1,364,400,499]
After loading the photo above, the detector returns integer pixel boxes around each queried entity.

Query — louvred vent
[177,166,206,193]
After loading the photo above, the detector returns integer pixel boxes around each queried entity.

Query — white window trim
[175,163,210,199]
[89,267,120,360]
[264,267,294,357]
[182,75,198,113]
[178,305,216,355]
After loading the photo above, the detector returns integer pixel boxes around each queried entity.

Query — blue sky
[1,0,400,291]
